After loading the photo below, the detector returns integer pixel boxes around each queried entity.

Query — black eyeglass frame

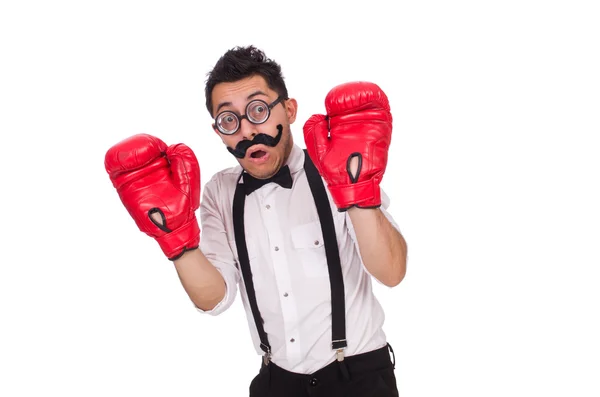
[213,96,285,135]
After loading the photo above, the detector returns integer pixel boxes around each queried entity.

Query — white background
[1,0,599,396]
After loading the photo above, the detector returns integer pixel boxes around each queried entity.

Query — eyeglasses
[213,96,284,135]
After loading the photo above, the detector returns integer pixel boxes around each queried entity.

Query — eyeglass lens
[216,99,271,135]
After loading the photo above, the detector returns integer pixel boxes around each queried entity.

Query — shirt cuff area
[193,265,237,316]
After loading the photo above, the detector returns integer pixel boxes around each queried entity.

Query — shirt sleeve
[193,178,240,316]
[378,188,402,234]
[344,187,402,285]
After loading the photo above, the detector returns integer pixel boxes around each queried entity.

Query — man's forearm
[173,248,226,311]
[348,207,407,287]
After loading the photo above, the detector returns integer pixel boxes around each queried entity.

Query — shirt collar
[285,144,305,175]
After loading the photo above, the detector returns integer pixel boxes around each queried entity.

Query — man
[105,45,407,397]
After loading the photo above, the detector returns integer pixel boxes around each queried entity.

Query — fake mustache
[227,124,283,159]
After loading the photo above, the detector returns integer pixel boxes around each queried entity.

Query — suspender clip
[336,348,345,362]
[333,339,347,362]
[336,347,351,380]
[260,343,271,366]
[263,350,271,366]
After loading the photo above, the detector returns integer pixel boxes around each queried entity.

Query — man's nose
[238,117,258,140]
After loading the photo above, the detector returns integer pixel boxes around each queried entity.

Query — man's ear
[285,98,298,124]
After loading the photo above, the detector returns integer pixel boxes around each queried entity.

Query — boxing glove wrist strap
[327,178,381,211]
[155,217,201,260]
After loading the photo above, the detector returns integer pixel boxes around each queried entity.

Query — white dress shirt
[196,144,401,374]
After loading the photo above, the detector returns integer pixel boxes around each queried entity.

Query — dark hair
[204,45,289,116]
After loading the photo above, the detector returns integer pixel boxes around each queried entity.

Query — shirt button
[309,377,319,387]
[283,292,288,297]
[274,246,279,251]
[314,240,320,245]
[265,204,271,209]
[290,338,295,343]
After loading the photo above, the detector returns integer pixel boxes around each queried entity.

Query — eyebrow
[214,90,269,114]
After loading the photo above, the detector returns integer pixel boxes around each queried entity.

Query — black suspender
[231,150,348,366]
[232,184,271,362]
[302,150,348,355]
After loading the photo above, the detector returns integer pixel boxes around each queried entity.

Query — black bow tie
[242,165,293,195]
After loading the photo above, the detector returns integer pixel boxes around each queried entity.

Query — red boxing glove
[303,81,393,211]
[104,134,201,260]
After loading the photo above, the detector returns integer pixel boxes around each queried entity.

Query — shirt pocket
[291,221,329,278]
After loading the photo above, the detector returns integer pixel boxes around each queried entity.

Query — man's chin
[242,154,285,179]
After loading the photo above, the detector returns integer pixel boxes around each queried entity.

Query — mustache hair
[227,124,283,159]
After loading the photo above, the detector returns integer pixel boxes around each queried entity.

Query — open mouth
[250,150,267,159]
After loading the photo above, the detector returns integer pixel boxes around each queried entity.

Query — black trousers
[249,344,399,397]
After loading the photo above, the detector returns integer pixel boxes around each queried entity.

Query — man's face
[210,75,297,179]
